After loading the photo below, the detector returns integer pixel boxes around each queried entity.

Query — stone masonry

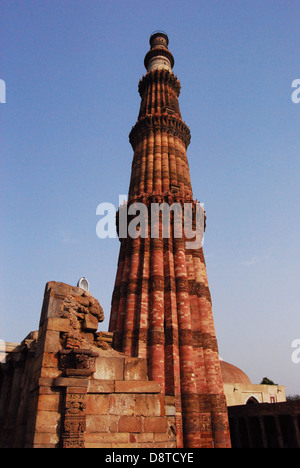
[0,33,231,449]
[0,281,176,448]
[109,32,231,448]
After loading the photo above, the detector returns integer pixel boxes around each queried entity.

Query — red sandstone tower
[109,32,231,448]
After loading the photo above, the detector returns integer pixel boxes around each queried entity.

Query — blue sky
[1,0,299,395]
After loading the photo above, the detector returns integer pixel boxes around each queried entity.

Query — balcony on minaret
[144,31,174,72]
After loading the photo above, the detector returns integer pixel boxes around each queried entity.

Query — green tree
[286,395,300,401]
[260,377,277,385]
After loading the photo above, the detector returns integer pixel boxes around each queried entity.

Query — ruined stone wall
[0,332,38,447]
[228,401,300,448]
[0,282,176,448]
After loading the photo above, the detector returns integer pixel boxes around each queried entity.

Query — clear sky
[1,0,299,395]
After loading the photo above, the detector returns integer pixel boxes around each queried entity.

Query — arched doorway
[246,396,259,405]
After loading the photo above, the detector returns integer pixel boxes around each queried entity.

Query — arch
[246,396,259,405]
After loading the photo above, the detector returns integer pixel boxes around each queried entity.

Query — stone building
[0,32,232,448]
[4,32,298,449]
[0,281,177,448]
[219,362,300,448]
[108,31,231,448]
[228,401,300,448]
[220,360,286,406]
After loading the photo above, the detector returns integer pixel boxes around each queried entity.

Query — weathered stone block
[115,380,161,394]
[36,394,60,412]
[83,313,98,332]
[73,295,90,307]
[34,410,60,433]
[108,394,135,416]
[85,442,112,448]
[33,432,59,446]
[94,357,124,380]
[154,432,173,442]
[53,377,89,388]
[143,417,168,433]
[118,416,143,433]
[41,352,58,369]
[46,317,70,332]
[86,394,109,415]
[88,380,115,394]
[39,366,60,379]
[134,432,154,443]
[109,415,119,433]
[86,415,110,433]
[135,394,164,417]
[43,330,60,353]
[85,432,129,444]
[165,404,176,416]
[124,357,148,381]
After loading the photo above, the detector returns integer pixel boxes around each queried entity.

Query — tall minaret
[109,32,231,448]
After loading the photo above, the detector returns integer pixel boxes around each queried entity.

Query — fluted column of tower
[109,32,231,448]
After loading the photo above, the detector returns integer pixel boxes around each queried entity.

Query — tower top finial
[149,31,169,48]
[144,31,174,72]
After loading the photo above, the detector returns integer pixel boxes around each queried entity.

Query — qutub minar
[109,32,231,448]
[0,32,233,449]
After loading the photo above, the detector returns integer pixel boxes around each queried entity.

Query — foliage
[286,395,300,401]
[260,377,277,385]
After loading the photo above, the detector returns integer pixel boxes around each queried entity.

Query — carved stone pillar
[58,349,98,448]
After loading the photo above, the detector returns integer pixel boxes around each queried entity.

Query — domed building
[221,361,300,448]
[220,359,286,407]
